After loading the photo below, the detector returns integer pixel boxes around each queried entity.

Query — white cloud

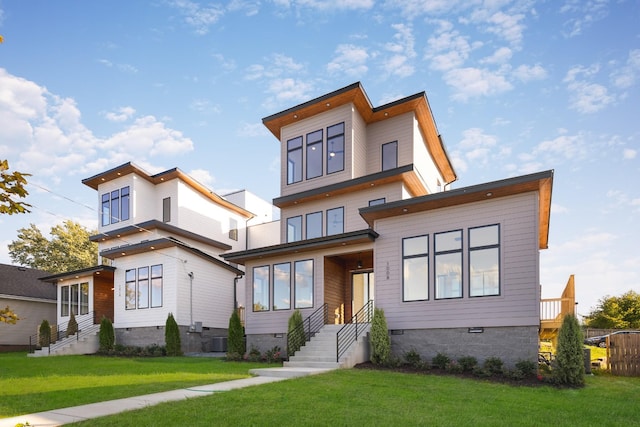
[444,67,513,101]
[623,148,637,159]
[534,134,586,160]
[480,47,512,64]
[425,27,478,71]
[237,122,268,137]
[381,23,416,78]
[610,49,640,89]
[188,168,216,187]
[293,0,374,10]
[512,64,547,82]
[564,64,614,113]
[169,0,225,35]
[327,44,369,77]
[560,0,610,37]
[104,116,194,157]
[103,106,136,122]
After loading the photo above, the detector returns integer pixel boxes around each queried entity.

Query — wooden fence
[609,334,640,376]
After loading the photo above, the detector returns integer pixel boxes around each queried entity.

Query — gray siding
[374,192,540,330]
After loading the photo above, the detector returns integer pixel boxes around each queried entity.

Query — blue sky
[1,0,638,316]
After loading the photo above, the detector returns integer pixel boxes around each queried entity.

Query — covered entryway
[324,250,373,324]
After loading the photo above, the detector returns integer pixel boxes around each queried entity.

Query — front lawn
[0,352,271,418]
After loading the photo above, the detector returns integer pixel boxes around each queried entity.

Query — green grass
[0,352,269,418]
[3,352,639,426]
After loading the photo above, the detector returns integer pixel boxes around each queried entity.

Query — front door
[352,271,374,317]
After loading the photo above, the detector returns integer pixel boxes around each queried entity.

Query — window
[306,130,323,179]
[138,267,149,309]
[403,235,429,301]
[327,123,344,174]
[294,259,314,308]
[70,283,79,315]
[80,282,89,315]
[306,211,322,239]
[435,230,463,299]
[287,216,302,242]
[273,263,291,310]
[61,285,69,316]
[287,136,303,184]
[326,207,344,235]
[163,197,171,223]
[229,218,238,241]
[369,198,386,207]
[469,224,500,297]
[101,186,130,225]
[253,265,270,311]
[125,269,136,310]
[382,141,398,171]
[151,264,163,307]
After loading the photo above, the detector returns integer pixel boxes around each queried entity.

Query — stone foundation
[115,326,228,354]
[389,326,539,368]
[246,333,288,357]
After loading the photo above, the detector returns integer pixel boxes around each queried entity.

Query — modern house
[39,164,276,354]
[0,263,56,351]
[223,82,554,367]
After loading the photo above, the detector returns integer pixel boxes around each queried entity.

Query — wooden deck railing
[540,275,575,333]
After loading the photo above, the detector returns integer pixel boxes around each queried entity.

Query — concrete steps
[29,324,100,357]
[284,323,370,369]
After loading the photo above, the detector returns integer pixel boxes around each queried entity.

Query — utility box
[212,336,227,352]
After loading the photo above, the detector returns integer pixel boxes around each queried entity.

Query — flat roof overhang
[223,228,379,265]
[273,165,427,208]
[360,170,554,249]
[39,265,116,283]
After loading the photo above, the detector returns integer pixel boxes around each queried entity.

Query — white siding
[412,117,445,193]
[56,275,95,327]
[374,192,540,329]
[247,221,280,249]
[365,112,414,174]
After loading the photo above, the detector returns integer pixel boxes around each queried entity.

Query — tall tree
[0,160,31,215]
[584,291,640,329]
[8,220,98,274]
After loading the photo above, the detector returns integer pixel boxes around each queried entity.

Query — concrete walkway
[0,367,334,427]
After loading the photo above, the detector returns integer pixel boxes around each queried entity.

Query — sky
[0,0,638,317]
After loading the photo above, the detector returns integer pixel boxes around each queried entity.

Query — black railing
[29,312,97,354]
[336,300,374,362]
[287,304,328,358]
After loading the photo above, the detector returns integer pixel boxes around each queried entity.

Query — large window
[101,186,130,225]
[70,283,79,315]
[326,207,344,235]
[306,211,323,239]
[125,264,162,310]
[273,263,291,310]
[294,259,314,308]
[61,285,69,316]
[403,235,429,301]
[306,130,323,179]
[80,282,89,315]
[382,141,398,171]
[253,265,270,311]
[469,224,500,297]
[61,283,89,316]
[287,136,303,184]
[287,216,302,242]
[327,122,344,174]
[435,230,462,299]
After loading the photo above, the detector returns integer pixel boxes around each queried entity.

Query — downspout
[188,272,194,329]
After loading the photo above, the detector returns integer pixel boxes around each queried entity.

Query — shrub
[263,346,282,363]
[227,309,245,356]
[370,308,390,365]
[515,359,537,377]
[483,357,504,375]
[446,360,463,374]
[458,356,478,372]
[247,345,261,362]
[432,353,450,370]
[99,316,115,351]
[472,366,491,378]
[553,314,585,386]
[287,310,305,356]
[164,313,182,356]
[404,348,421,367]
[66,312,78,337]
[38,319,51,347]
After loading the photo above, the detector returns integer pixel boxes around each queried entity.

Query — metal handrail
[287,304,328,358]
[336,300,373,362]
[29,312,97,354]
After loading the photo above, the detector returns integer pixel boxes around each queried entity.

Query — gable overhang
[262,82,457,186]
[89,219,232,251]
[360,170,554,250]
[100,237,244,275]
[222,228,379,265]
[273,164,427,208]
[82,162,254,219]
[39,265,116,284]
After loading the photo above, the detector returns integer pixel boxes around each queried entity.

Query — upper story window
[306,211,323,239]
[382,141,398,171]
[306,130,323,180]
[326,207,344,235]
[229,218,238,241]
[101,186,130,226]
[287,137,303,184]
[163,197,171,223]
[435,230,463,299]
[369,198,386,207]
[287,216,302,242]
[327,123,345,174]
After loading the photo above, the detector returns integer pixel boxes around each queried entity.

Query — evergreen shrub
[165,313,182,356]
[370,308,390,365]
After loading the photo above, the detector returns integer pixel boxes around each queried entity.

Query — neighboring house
[42,163,276,354]
[0,263,56,351]
[223,82,553,367]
